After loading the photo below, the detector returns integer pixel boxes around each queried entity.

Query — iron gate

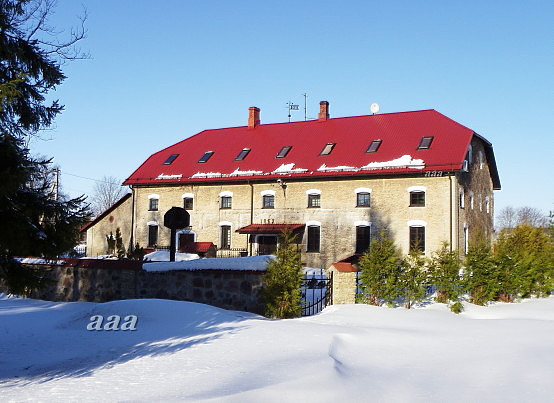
[301,271,333,316]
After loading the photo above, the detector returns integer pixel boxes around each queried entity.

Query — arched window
[306,220,321,252]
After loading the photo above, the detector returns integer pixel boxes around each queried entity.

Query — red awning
[236,224,305,234]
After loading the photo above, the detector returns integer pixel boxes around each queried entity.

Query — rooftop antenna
[370,103,380,115]
[286,101,299,122]
[302,93,308,121]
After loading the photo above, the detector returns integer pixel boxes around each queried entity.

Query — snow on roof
[143,250,200,262]
[142,255,275,272]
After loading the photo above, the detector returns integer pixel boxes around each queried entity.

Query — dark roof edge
[473,132,501,190]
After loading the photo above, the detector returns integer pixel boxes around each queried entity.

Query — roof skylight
[319,143,335,156]
[417,136,434,150]
[198,151,214,163]
[163,154,179,165]
[366,140,382,153]
[276,146,292,158]
[235,148,251,161]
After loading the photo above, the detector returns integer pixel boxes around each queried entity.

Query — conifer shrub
[261,231,303,318]
[428,243,463,304]
[449,301,464,314]
[358,231,403,306]
[115,228,126,259]
[464,241,498,305]
[399,250,428,309]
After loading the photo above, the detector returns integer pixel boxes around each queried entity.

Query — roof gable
[124,109,496,186]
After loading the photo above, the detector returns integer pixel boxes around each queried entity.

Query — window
[163,154,179,165]
[469,193,474,209]
[235,148,251,161]
[417,136,434,150]
[357,192,371,207]
[198,151,214,163]
[479,151,484,169]
[276,146,292,158]
[262,194,274,209]
[148,198,159,211]
[409,226,425,252]
[307,225,320,252]
[147,225,158,247]
[366,139,382,153]
[319,142,335,156]
[220,225,231,249]
[485,196,490,214]
[355,226,371,254]
[410,191,425,207]
[220,196,232,209]
[308,193,320,208]
[463,225,469,255]
[459,189,465,209]
[183,197,193,210]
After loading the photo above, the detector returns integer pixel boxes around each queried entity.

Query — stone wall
[328,264,358,305]
[13,259,265,314]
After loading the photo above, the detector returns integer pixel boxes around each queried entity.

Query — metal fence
[301,271,333,316]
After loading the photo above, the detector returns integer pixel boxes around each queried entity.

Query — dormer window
[366,140,382,153]
[163,154,179,165]
[319,143,335,156]
[417,136,434,150]
[235,148,251,161]
[198,151,214,163]
[276,146,292,158]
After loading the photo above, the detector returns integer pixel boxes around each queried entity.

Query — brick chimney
[318,101,329,121]
[248,106,260,128]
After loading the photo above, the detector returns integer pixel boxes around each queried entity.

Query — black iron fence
[301,271,333,316]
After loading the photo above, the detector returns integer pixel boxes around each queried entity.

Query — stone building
[85,102,500,269]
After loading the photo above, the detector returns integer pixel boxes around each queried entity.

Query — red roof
[236,224,305,234]
[182,242,216,253]
[124,109,500,189]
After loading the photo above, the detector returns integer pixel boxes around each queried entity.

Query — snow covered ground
[1,295,553,402]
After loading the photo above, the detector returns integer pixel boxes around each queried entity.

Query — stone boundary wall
[4,259,265,314]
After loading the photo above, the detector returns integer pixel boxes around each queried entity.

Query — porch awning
[236,223,305,234]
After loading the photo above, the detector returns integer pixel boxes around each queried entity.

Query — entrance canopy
[236,223,305,234]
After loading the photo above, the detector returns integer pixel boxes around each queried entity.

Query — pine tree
[464,241,498,305]
[105,232,116,255]
[358,231,403,306]
[400,250,428,309]
[261,230,304,318]
[428,242,463,304]
[0,1,89,295]
[115,227,125,259]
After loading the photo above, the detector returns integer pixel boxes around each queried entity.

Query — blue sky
[33,0,553,217]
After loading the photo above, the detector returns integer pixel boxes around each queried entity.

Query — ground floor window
[307,225,320,252]
[148,225,158,247]
[220,225,231,249]
[356,225,371,254]
[409,226,425,252]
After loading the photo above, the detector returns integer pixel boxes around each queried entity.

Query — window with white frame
[261,190,275,209]
[306,189,321,208]
[219,191,233,209]
[306,221,321,253]
[148,194,159,211]
[355,188,371,207]
[355,222,371,254]
[219,222,232,249]
[459,188,465,209]
[408,220,426,253]
[407,186,426,207]
[182,193,194,210]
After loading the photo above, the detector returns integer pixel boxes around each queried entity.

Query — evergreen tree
[428,242,463,303]
[400,250,428,309]
[464,241,498,305]
[358,231,403,306]
[495,224,554,298]
[261,230,303,318]
[127,243,145,261]
[105,232,116,255]
[115,227,125,259]
[0,1,89,295]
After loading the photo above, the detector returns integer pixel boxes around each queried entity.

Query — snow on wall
[143,255,275,272]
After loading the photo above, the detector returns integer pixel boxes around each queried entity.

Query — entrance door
[257,235,277,255]
[178,233,195,252]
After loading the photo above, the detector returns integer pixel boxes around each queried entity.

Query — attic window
[198,151,214,163]
[366,140,382,153]
[319,143,335,156]
[235,148,251,161]
[417,136,434,150]
[276,146,292,158]
[163,154,179,165]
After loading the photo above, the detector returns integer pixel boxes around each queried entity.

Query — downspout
[129,186,136,251]
[249,181,254,256]
[449,175,453,251]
